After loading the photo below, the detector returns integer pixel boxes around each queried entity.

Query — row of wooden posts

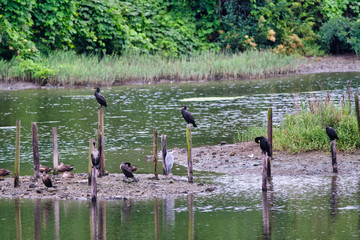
[13,109,106,189]
[152,124,194,183]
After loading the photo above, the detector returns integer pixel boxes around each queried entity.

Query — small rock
[36,189,42,194]
[197,183,204,186]
[253,163,261,166]
[212,152,217,155]
[29,184,36,188]
[220,141,227,145]
[230,152,236,156]
[205,187,216,192]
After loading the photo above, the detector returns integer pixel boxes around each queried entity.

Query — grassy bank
[0,50,305,86]
[236,98,359,153]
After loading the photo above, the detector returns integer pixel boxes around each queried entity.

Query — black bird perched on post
[326,127,339,141]
[91,136,102,169]
[120,162,138,182]
[94,87,109,112]
[255,136,271,157]
[181,105,197,127]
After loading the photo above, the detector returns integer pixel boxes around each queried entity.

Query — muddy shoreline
[1,55,359,91]
[0,173,216,201]
[1,142,360,201]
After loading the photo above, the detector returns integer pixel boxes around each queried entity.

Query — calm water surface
[1,72,360,239]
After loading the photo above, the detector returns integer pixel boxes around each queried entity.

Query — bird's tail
[105,107,109,113]
[193,123,197,128]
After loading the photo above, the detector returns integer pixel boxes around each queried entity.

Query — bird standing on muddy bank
[0,169,11,178]
[94,87,109,112]
[181,105,197,127]
[120,162,138,182]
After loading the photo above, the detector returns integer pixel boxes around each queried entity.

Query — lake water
[1,72,360,239]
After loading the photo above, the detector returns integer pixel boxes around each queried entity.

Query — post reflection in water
[34,199,41,240]
[154,198,160,240]
[262,177,274,239]
[262,192,270,239]
[99,201,107,240]
[163,196,175,228]
[15,198,22,240]
[42,199,53,229]
[188,193,194,240]
[331,175,338,216]
[121,199,132,223]
[90,201,98,240]
[54,199,60,240]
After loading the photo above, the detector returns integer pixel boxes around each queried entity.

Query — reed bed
[237,97,359,153]
[0,50,304,86]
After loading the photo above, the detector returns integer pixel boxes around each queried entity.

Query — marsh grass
[237,98,359,153]
[0,50,304,86]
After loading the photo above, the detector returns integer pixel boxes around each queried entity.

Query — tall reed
[0,50,305,86]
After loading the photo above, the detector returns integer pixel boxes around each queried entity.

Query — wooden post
[88,139,94,186]
[186,124,193,183]
[52,127,59,175]
[355,93,360,141]
[348,81,352,113]
[14,120,21,187]
[331,140,338,173]
[262,153,268,192]
[32,122,40,180]
[267,108,272,177]
[91,166,97,202]
[153,128,159,179]
[98,108,105,176]
[161,135,167,175]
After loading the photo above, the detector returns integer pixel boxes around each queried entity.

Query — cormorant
[94,87,109,112]
[42,171,54,188]
[0,169,11,178]
[181,105,197,127]
[326,127,339,141]
[255,136,271,157]
[120,162,138,182]
[91,137,101,169]
[165,149,174,175]
[58,162,74,172]
[40,164,52,173]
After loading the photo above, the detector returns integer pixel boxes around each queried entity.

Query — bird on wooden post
[326,127,339,141]
[120,162,138,182]
[255,136,271,157]
[181,105,197,127]
[91,139,101,170]
[165,149,174,175]
[94,87,109,112]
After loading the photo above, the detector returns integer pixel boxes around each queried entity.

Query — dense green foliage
[0,0,359,83]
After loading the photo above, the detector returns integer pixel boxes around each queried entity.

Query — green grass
[236,100,359,153]
[0,50,305,86]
